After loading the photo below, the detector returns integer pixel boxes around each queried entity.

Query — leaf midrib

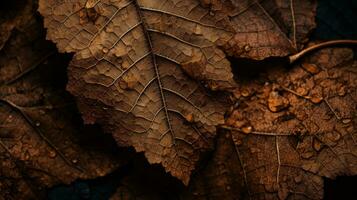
[133,0,177,146]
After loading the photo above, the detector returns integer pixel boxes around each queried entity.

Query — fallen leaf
[38,0,316,184]
[188,47,357,199]
[0,7,122,199]
[203,0,317,54]
[262,0,317,49]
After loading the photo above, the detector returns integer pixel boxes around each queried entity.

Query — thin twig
[289,40,357,64]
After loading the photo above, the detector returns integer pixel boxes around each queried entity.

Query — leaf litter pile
[0,0,356,199]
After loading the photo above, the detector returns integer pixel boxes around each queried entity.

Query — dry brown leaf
[261,0,317,49]
[0,8,122,199]
[188,47,357,199]
[38,0,316,184]
[200,0,317,56]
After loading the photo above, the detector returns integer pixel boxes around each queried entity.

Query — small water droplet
[342,119,351,124]
[301,63,320,74]
[244,44,251,52]
[35,122,41,127]
[185,113,194,123]
[310,96,323,104]
[102,47,109,53]
[49,151,57,158]
[241,90,250,97]
[313,138,322,152]
[242,126,252,134]
[72,159,78,164]
[296,87,307,96]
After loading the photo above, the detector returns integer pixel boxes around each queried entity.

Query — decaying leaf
[38,0,317,184]
[188,47,357,199]
[200,0,317,53]
[262,0,317,49]
[0,7,122,199]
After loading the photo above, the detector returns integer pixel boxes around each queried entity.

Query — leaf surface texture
[39,0,316,183]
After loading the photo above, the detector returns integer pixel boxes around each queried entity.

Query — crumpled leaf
[0,7,122,200]
[38,0,316,184]
[188,47,357,199]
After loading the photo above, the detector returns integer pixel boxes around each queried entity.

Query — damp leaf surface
[38,0,317,183]
[189,47,357,199]
[0,9,122,199]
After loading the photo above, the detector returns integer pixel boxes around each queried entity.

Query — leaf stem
[289,40,357,64]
